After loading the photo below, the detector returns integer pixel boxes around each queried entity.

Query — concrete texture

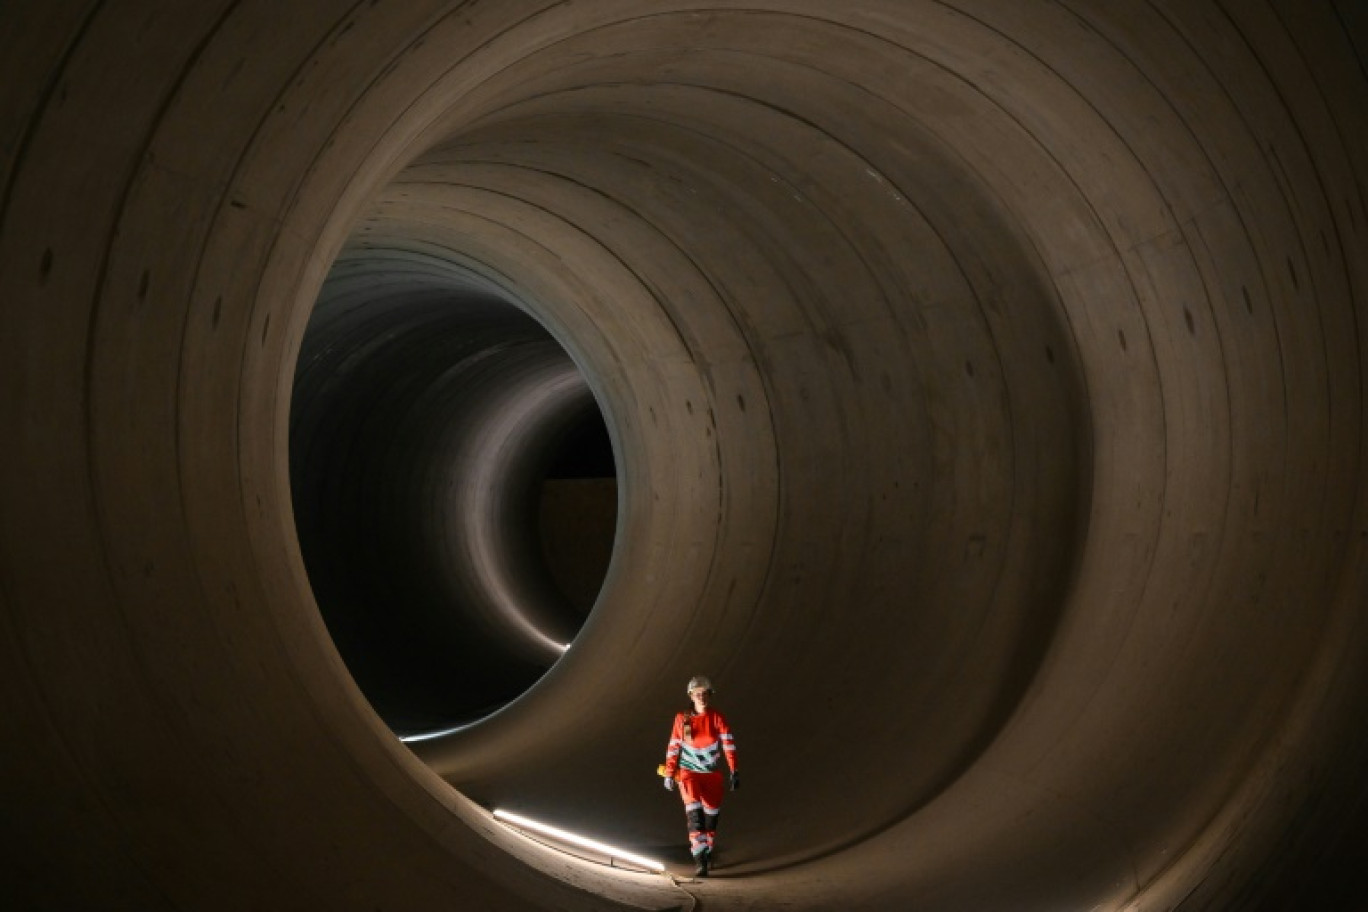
[1,1,1365,910]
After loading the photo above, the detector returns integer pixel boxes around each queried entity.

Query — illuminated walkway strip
[397,724,470,744]
[493,809,665,872]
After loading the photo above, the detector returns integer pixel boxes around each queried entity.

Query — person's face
[690,687,710,712]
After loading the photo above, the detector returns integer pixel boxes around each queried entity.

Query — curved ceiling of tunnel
[296,2,1368,904]
[329,0,1096,855]
[323,3,1093,781]
[242,0,1368,903]
[290,255,619,733]
[2,2,1365,911]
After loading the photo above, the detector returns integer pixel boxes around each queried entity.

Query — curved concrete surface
[2,2,1365,910]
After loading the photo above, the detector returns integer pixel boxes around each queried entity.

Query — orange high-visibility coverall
[663,708,737,860]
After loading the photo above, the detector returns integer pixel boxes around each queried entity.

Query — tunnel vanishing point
[3,2,1367,910]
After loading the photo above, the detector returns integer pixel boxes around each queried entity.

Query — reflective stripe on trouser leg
[678,771,725,857]
[685,803,707,856]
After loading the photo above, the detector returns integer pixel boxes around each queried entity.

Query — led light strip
[397,724,470,744]
[493,809,665,873]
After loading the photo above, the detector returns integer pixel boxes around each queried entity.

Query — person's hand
[730,772,740,791]
[664,776,675,791]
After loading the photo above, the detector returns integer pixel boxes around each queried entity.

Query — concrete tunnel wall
[1,2,1366,910]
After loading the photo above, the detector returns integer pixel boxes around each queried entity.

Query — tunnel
[1,2,1366,910]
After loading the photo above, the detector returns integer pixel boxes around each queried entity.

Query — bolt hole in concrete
[289,256,617,737]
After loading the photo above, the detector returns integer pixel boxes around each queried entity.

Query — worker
[661,675,739,876]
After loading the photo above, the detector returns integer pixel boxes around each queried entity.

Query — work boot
[694,849,711,877]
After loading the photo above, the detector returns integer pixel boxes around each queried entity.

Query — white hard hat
[686,675,713,694]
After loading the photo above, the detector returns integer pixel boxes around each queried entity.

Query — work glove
[664,776,675,792]
[730,772,740,791]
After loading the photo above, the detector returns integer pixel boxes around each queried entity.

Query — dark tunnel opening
[536,404,618,620]
[288,262,618,735]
